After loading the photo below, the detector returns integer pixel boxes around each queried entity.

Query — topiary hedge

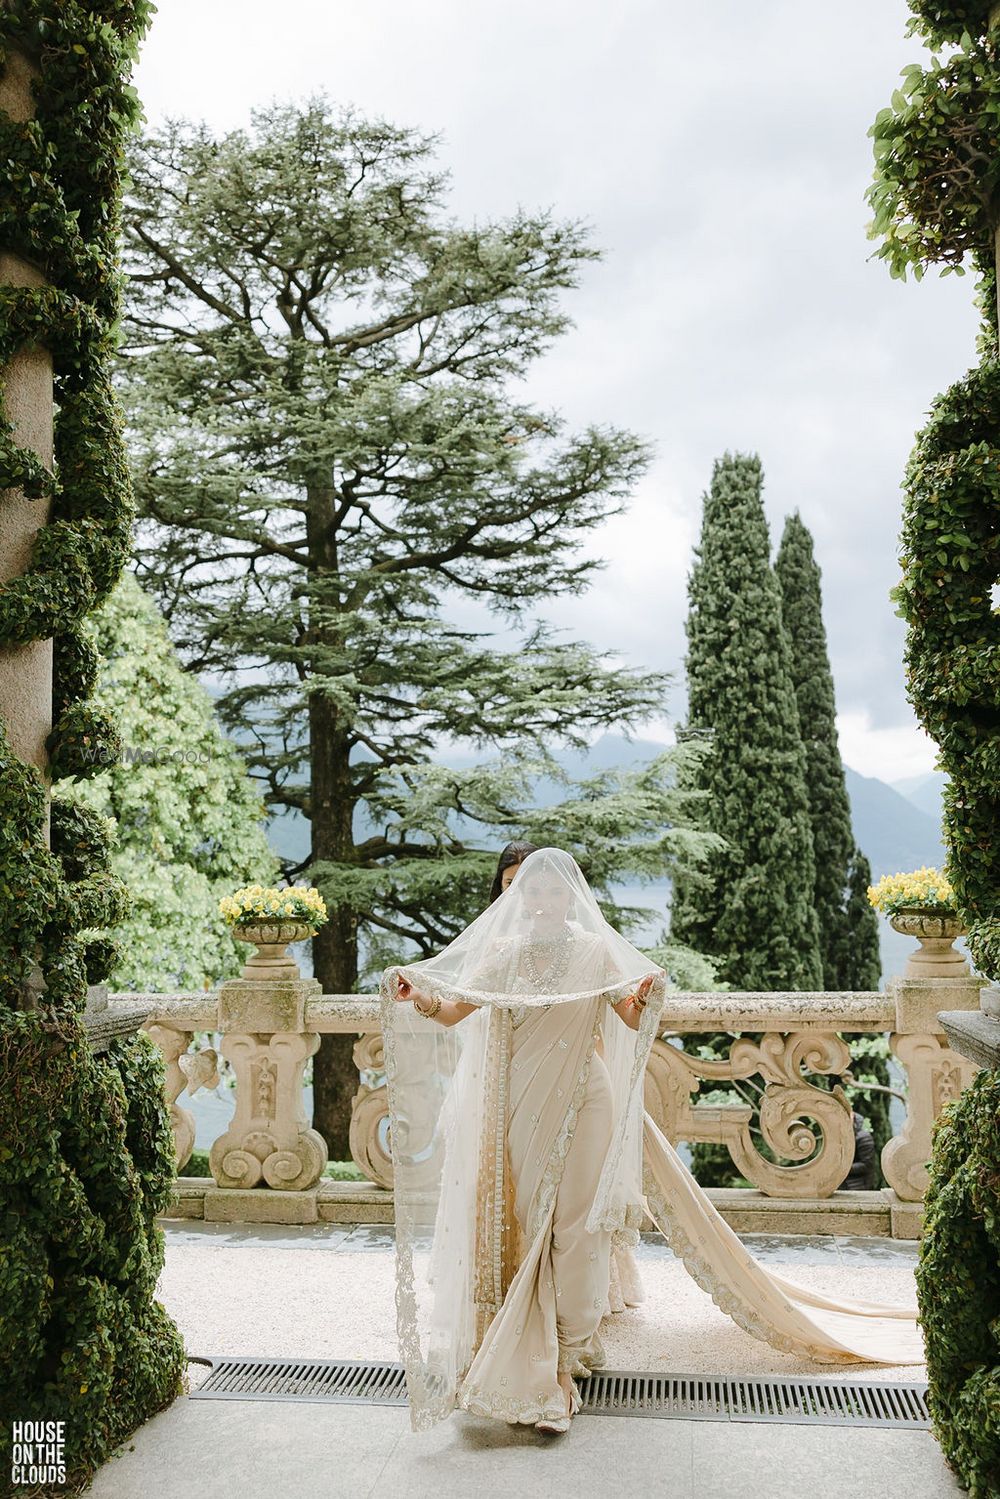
[870,7,1000,1494]
[0,2,188,1489]
[0,1014,185,1490]
[893,359,1000,983]
[915,1069,1000,1497]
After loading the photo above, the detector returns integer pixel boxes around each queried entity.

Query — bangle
[413,991,442,1019]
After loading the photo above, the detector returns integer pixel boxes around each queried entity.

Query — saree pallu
[639,1112,926,1365]
[382,969,925,1437]
[382,971,663,1431]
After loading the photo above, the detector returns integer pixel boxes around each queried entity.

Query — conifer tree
[774,515,888,1176]
[119,100,669,1153]
[670,454,823,989]
[774,512,882,989]
[835,846,882,992]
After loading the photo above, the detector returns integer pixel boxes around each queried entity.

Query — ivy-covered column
[0,5,188,1490]
[868,2,1000,1490]
[0,42,52,814]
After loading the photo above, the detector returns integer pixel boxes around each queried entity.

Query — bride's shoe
[535,1380,580,1434]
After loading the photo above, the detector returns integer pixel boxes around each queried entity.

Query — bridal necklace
[522,925,574,994]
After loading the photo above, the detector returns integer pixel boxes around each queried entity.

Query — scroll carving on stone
[881,1032,978,1201]
[644,1030,856,1198]
[209,1030,327,1190]
[143,1020,219,1172]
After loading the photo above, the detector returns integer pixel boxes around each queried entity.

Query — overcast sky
[132,1,979,784]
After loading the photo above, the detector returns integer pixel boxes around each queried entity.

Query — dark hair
[488,841,540,904]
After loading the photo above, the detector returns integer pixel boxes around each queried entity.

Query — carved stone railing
[102,966,986,1217]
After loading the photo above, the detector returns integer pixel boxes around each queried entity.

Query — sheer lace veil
[382,845,665,1007]
[378,847,667,1427]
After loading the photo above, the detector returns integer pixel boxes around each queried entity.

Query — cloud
[836,707,940,781]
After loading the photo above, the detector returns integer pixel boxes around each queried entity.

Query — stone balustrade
[98,965,987,1236]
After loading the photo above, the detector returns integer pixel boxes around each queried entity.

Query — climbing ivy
[915,1069,1000,1497]
[869,1,1000,986]
[905,1,997,48]
[867,34,1000,281]
[0,3,187,1489]
[893,361,1000,982]
[869,6,1000,1493]
[0,5,139,1010]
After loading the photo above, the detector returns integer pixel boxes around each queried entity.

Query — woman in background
[488,840,539,903]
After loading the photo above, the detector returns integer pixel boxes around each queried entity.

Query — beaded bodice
[508,930,577,1027]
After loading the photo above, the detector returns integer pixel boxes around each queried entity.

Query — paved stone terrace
[157,1222,929,1384]
[81,1224,965,1499]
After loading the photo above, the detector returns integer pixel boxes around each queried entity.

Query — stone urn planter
[889,907,969,978]
[233,919,315,981]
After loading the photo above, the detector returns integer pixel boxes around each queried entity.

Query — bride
[379,846,924,1436]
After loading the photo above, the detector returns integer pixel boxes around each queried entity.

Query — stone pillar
[0,46,53,786]
[938,989,1000,1071]
[348,1031,392,1188]
[144,1020,204,1172]
[880,973,983,1231]
[208,975,328,1192]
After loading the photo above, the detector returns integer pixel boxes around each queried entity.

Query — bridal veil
[379,847,666,1426]
[379,846,925,1432]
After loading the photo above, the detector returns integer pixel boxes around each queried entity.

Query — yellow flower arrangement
[867,865,956,917]
[219,884,328,929]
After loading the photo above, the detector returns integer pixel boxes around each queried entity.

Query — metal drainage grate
[188,1357,408,1406]
[581,1371,930,1428]
[187,1358,929,1429]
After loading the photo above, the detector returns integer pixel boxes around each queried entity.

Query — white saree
[380,848,924,1433]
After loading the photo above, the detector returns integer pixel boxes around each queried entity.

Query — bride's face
[518,872,572,928]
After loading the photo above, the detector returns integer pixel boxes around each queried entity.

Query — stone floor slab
[687,1419,962,1499]
[85,1394,963,1499]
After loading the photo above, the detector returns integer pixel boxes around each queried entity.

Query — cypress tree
[775,515,889,1181]
[831,845,892,1187]
[670,453,823,990]
[836,845,882,992]
[774,512,882,989]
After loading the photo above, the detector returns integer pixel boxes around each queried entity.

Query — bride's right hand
[396,975,415,1003]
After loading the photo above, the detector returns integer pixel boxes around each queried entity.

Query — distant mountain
[843,766,954,986]
[439,731,666,784]
[889,769,948,825]
[263,735,956,988]
[264,732,672,864]
[843,766,946,881]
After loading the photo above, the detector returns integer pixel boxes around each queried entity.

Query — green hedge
[0,1015,186,1489]
[906,1,997,46]
[893,359,1000,983]
[869,12,1000,1494]
[915,1069,1000,1496]
[0,2,188,1490]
